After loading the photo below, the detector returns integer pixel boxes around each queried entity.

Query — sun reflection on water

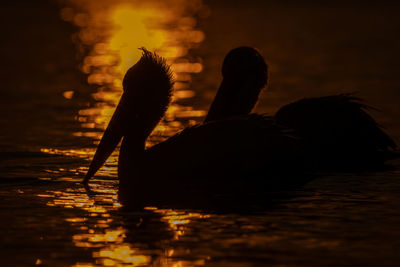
[36,2,211,265]
[42,0,208,178]
[145,207,211,240]
[61,0,207,138]
[37,182,211,266]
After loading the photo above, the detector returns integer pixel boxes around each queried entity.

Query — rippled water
[1,0,400,266]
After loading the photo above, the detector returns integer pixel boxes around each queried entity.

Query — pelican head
[84,49,173,181]
[120,48,173,138]
[123,48,173,107]
[222,46,268,87]
[205,46,268,122]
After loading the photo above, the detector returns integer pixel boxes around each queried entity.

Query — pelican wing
[275,94,397,168]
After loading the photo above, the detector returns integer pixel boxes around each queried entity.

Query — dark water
[1,0,400,266]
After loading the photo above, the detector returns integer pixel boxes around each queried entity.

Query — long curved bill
[84,93,128,183]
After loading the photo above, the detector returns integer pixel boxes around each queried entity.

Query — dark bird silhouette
[205,48,398,171]
[84,48,311,208]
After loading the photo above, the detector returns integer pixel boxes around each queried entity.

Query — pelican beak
[84,93,128,182]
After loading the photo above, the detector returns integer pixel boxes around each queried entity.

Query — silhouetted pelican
[84,48,311,208]
[205,49,398,170]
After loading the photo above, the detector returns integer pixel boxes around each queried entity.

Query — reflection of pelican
[84,48,310,208]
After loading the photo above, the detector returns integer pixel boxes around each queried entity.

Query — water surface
[1,0,400,266]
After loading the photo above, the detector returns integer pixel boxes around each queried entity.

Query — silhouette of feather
[275,94,397,169]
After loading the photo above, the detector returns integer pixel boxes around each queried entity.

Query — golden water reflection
[43,0,208,177]
[36,1,211,265]
[62,0,207,139]
[37,182,211,266]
